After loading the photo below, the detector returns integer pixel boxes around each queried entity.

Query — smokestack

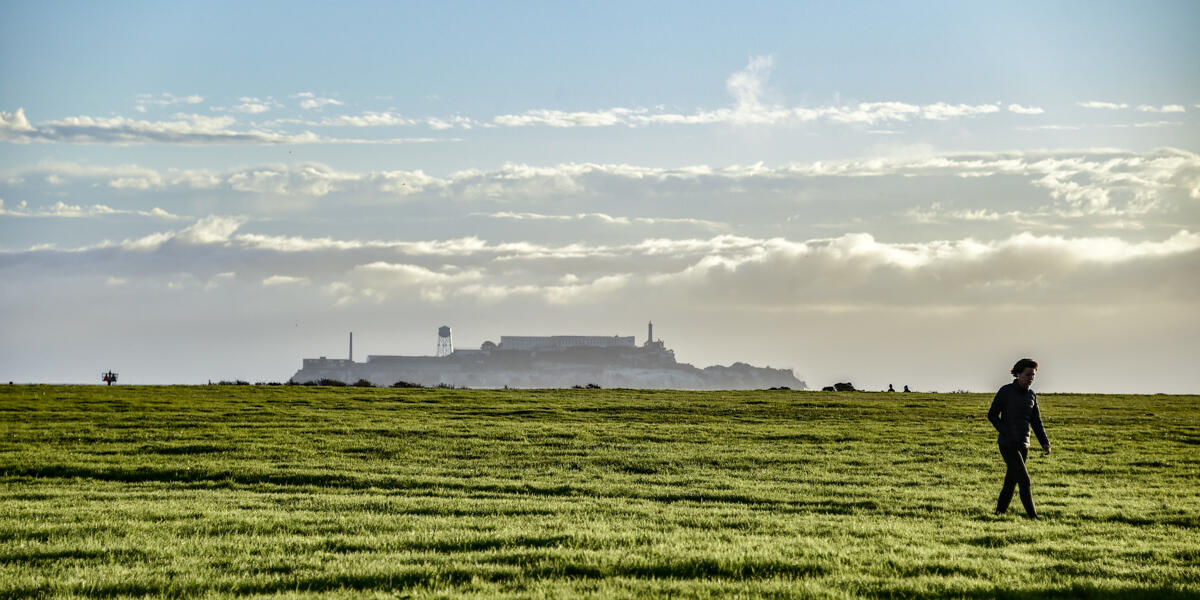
[349,332,353,362]
[648,321,653,344]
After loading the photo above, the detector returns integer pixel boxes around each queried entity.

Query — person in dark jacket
[987,358,1050,519]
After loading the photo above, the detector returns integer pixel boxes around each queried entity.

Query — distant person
[987,358,1050,519]
[888,384,895,392]
[903,385,910,392]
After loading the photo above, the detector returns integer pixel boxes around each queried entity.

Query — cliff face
[291,346,805,390]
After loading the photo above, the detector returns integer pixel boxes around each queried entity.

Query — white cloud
[642,230,1200,308]
[1137,104,1186,113]
[903,203,1039,226]
[177,215,247,244]
[9,148,1197,225]
[292,92,343,110]
[135,93,204,112]
[491,57,1017,129]
[1007,104,1045,115]
[426,116,477,130]
[917,102,1002,120]
[319,111,416,127]
[0,197,183,220]
[0,108,36,138]
[0,108,458,145]
[346,262,483,302]
[1077,101,1129,110]
[479,211,728,231]
[11,220,1197,311]
[493,99,1006,129]
[232,97,282,114]
[494,107,643,128]
[1017,124,1081,131]
[261,275,310,286]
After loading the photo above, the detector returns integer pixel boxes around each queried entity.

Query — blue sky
[2,1,1198,391]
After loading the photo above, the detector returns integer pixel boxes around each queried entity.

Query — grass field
[1,386,1198,599]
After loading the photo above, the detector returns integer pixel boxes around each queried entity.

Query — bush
[315,378,346,387]
[352,379,374,388]
[391,380,423,388]
[217,380,250,386]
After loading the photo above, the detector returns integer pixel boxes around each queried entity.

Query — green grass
[1,386,1198,599]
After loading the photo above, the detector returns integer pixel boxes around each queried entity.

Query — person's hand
[1041,443,1051,455]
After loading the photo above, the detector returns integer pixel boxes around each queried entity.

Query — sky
[2,0,1198,393]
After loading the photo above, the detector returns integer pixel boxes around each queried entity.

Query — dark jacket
[988,381,1049,448]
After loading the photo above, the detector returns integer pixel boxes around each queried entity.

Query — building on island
[291,322,804,390]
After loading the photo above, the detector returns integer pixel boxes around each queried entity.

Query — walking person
[988,358,1051,519]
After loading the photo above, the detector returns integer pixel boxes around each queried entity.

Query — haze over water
[2,1,1198,393]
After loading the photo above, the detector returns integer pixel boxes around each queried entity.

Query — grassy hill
[2,386,1197,598]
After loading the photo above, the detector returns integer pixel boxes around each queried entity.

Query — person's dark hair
[1011,358,1038,377]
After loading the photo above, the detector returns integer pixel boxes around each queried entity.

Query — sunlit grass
[2,386,1197,598]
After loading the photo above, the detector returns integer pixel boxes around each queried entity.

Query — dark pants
[996,444,1037,518]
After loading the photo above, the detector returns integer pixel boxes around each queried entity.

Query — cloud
[1016,124,1081,131]
[426,116,477,130]
[1007,104,1045,115]
[318,111,417,127]
[665,231,1199,310]
[479,211,728,231]
[7,217,1196,312]
[0,108,458,145]
[9,149,1197,226]
[346,262,483,302]
[0,108,35,135]
[494,107,644,128]
[311,112,479,130]
[492,99,1006,129]
[903,203,1042,226]
[491,56,1015,129]
[232,97,282,114]
[0,197,183,220]
[134,93,204,112]
[1137,104,1186,113]
[1077,101,1129,110]
[261,275,310,286]
[171,215,246,245]
[916,102,1002,120]
[291,92,343,110]
[1122,121,1182,128]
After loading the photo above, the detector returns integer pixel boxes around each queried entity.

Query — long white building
[498,335,636,351]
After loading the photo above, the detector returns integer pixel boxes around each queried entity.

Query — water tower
[436,325,453,357]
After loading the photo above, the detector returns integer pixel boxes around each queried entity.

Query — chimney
[648,321,653,344]
[349,332,353,362]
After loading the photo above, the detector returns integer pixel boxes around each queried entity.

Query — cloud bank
[0,108,456,146]
[7,215,1196,313]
